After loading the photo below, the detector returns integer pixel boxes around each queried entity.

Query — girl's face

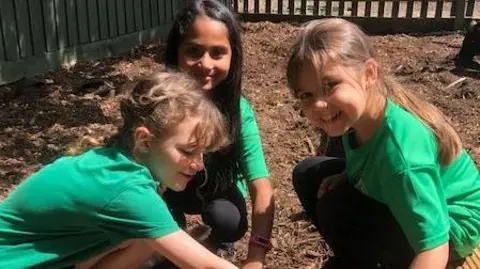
[138,116,206,192]
[296,64,370,137]
[178,16,232,91]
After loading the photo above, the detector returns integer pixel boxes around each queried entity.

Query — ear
[133,126,153,153]
[364,59,378,89]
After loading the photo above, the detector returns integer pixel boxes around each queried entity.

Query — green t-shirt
[236,97,270,197]
[0,147,179,269]
[343,99,480,257]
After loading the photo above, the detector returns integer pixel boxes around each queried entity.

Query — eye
[297,92,313,101]
[210,47,228,60]
[322,80,338,95]
[179,147,196,156]
[184,45,203,59]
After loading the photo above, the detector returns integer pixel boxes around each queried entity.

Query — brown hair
[67,70,230,155]
[287,18,462,166]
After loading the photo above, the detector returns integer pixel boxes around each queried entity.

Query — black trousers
[292,156,416,269]
[162,176,249,248]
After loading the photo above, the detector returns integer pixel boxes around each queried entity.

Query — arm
[237,99,274,268]
[382,166,450,268]
[409,243,449,269]
[148,230,238,269]
[244,178,275,268]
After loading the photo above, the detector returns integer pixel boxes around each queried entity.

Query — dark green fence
[0,0,184,85]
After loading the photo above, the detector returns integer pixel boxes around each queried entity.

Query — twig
[445,77,467,90]
[295,236,322,245]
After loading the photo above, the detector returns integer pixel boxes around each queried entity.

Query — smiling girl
[162,1,275,268]
[288,18,480,269]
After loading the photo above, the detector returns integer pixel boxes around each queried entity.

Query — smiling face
[295,64,369,137]
[138,115,206,192]
[177,16,232,91]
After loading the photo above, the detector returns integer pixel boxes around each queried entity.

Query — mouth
[320,111,342,123]
[179,172,195,180]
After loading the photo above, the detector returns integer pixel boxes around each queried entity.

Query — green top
[0,147,179,268]
[236,97,270,197]
[343,99,480,257]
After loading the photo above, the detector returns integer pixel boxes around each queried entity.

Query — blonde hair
[67,70,230,155]
[287,18,462,166]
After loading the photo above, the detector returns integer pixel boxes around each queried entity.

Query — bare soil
[0,21,479,268]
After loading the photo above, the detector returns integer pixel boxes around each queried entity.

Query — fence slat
[420,0,428,18]
[301,0,307,15]
[289,0,294,14]
[86,0,99,42]
[254,0,260,13]
[435,0,444,18]
[314,0,320,15]
[150,0,159,27]
[134,0,143,30]
[450,0,456,16]
[117,0,126,34]
[392,0,400,18]
[44,0,59,51]
[351,0,359,16]
[234,0,238,12]
[454,0,466,29]
[0,14,5,61]
[143,0,151,29]
[339,0,345,16]
[165,0,172,24]
[170,0,175,21]
[125,0,135,31]
[466,0,474,16]
[326,0,333,16]
[278,0,283,14]
[98,0,109,39]
[365,0,372,17]
[244,0,249,13]
[15,0,33,58]
[159,0,167,25]
[30,0,47,54]
[406,0,414,17]
[54,0,68,49]
[0,0,19,60]
[66,0,79,46]
[76,0,89,44]
[378,0,385,17]
[266,0,271,13]
[108,0,118,36]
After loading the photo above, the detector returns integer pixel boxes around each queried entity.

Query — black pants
[163,176,248,248]
[293,156,416,269]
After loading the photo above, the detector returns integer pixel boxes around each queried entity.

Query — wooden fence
[0,0,184,85]
[226,0,479,33]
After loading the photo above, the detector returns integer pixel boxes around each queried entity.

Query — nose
[312,98,328,112]
[198,53,214,70]
[190,153,205,172]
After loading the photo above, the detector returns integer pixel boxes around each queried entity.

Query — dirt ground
[1,21,479,268]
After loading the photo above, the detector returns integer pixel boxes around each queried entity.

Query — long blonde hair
[67,70,230,155]
[287,18,462,166]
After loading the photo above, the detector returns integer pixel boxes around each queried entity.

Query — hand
[241,261,263,269]
[317,172,346,198]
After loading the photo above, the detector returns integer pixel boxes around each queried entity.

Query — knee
[292,158,312,193]
[202,199,248,242]
[292,156,331,194]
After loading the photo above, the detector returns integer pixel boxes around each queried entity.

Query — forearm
[148,232,238,269]
[409,243,449,269]
[247,178,275,264]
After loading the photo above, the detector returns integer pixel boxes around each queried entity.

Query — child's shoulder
[381,100,439,169]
